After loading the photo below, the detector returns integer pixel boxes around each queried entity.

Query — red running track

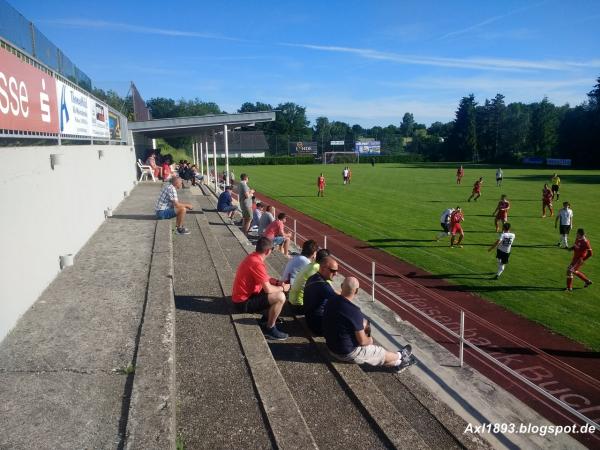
[257,192,600,449]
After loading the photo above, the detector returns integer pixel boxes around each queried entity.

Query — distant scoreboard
[355,141,381,154]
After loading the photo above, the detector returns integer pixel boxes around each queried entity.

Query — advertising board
[546,158,572,166]
[290,141,318,154]
[355,141,381,154]
[91,100,109,138]
[108,111,121,139]
[56,78,91,136]
[0,46,58,133]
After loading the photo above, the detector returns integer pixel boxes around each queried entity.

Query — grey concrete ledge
[125,220,176,450]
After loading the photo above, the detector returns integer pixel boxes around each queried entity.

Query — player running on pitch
[555,201,573,248]
[449,207,465,248]
[492,194,510,232]
[467,177,483,202]
[456,165,464,184]
[435,207,455,241]
[542,183,554,217]
[496,168,503,187]
[317,173,326,197]
[488,222,515,280]
[565,228,593,291]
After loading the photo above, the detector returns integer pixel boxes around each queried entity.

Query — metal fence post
[293,219,297,247]
[459,311,465,367]
[371,261,376,302]
[324,235,327,249]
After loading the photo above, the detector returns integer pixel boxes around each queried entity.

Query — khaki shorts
[331,344,387,366]
[241,207,252,219]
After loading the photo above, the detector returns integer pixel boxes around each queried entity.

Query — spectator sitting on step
[217,185,241,221]
[231,236,290,340]
[282,239,318,284]
[190,164,204,185]
[145,151,163,180]
[161,154,173,181]
[323,277,415,372]
[303,256,340,336]
[263,212,292,258]
[258,205,275,236]
[251,202,264,232]
[154,176,193,235]
[288,248,331,312]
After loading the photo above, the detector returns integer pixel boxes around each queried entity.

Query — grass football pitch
[234,163,600,350]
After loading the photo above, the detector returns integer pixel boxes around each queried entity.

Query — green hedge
[220,153,424,166]
[220,156,315,166]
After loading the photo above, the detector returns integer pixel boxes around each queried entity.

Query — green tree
[446,94,478,161]
[399,112,415,137]
[528,97,558,157]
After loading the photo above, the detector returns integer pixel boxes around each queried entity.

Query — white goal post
[323,151,360,164]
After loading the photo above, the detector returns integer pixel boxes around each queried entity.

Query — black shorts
[496,177,502,181]
[559,225,572,235]
[552,184,559,192]
[496,249,510,264]
[232,291,270,313]
[441,222,449,233]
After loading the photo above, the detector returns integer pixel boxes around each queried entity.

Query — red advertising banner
[0,46,59,133]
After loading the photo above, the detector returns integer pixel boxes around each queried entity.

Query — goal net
[323,151,359,164]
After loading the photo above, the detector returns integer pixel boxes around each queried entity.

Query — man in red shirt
[542,183,554,218]
[565,228,593,291]
[492,194,510,232]
[231,237,290,339]
[263,212,292,258]
[317,173,326,197]
[449,206,465,248]
[467,177,483,202]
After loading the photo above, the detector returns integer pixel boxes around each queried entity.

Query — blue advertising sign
[355,141,381,154]
[546,158,572,166]
[522,156,544,164]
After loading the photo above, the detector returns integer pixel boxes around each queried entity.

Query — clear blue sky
[10,0,600,127]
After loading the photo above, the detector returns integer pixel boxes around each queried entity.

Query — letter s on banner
[0,46,58,133]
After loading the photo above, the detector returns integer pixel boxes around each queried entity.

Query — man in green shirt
[288,248,330,309]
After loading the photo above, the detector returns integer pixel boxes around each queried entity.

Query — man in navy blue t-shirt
[217,185,240,220]
[323,277,414,372]
[303,256,338,335]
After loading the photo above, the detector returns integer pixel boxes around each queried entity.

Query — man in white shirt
[488,222,515,279]
[555,202,574,248]
[435,207,454,241]
[281,240,318,284]
[155,176,193,235]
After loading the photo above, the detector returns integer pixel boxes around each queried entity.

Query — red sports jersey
[573,237,592,260]
[543,188,553,202]
[473,181,481,193]
[450,210,464,225]
[317,176,325,187]
[496,200,510,219]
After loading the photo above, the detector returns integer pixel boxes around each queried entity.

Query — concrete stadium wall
[0,144,137,341]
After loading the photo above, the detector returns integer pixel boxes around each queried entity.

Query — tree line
[92,76,600,166]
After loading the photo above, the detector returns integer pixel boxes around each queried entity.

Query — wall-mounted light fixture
[104,207,113,218]
[123,191,128,198]
[98,149,105,160]
[50,154,63,170]
[59,254,74,270]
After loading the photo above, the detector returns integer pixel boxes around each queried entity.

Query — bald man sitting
[322,277,415,372]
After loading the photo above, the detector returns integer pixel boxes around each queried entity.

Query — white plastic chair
[137,159,156,182]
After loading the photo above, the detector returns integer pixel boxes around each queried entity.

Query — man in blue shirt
[303,256,339,335]
[323,277,415,372]
[217,186,241,221]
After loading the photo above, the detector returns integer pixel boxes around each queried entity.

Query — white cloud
[280,43,600,72]
[41,19,248,42]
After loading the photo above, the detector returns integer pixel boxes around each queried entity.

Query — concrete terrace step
[195,185,435,449]
[0,183,176,450]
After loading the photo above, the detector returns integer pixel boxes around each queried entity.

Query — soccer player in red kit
[456,166,464,184]
[492,194,510,232]
[565,228,593,291]
[317,173,326,197]
[542,183,554,217]
[449,206,465,248]
[467,177,483,202]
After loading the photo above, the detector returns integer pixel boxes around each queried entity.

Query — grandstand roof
[128,111,275,139]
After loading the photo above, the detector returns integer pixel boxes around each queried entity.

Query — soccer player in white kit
[488,222,515,279]
[555,202,573,248]
[435,207,454,241]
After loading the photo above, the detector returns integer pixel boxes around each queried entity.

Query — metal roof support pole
[205,135,210,184]
[199,141,204,179]
[224,124,230,187]
[192,142,196,166]
[212,131,218,193]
